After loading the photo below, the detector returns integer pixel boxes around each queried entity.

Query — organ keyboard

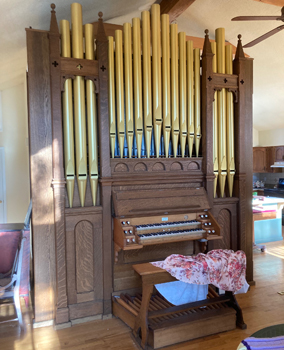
[113,187,222,251]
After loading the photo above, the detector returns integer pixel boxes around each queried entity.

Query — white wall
[0,83,30,222]
[258,128,284,147]
[253,128,259,147]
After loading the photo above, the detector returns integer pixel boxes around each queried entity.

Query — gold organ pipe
[132,17,143,158]
[123,23,134,158]
[161,14,171,158]
[114,30,125,158]
[85,23,98,206]
[60,19,75,208]
[211,41,218,198]
[170,23,179,157]
[194,48,201,157]
[179,32,187,157]
[151,4,162,157]
[142,11,152,158]
[216,28,227,198]
[108,36,116,158]
[186,40,194,158]
[225,44,235,197]
[71,2,87,207]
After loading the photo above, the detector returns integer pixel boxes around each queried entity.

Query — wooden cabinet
[272,146,284,162]
[253,146,284,173]
[252,189,264,196]
[253,147,268,172]
[267,146,284,173]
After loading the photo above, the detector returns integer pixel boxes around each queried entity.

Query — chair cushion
[0,231,21,274]
[0,277,12,288]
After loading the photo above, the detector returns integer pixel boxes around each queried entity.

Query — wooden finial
[202,29,212,56]
[97,11,107,42]
[50,3,59,34]
[235,34,245,59]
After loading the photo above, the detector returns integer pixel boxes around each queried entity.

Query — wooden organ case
[26,1,253,339]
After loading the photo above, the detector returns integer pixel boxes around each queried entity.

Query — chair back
[24,200,32,229]
[0,230,21,275]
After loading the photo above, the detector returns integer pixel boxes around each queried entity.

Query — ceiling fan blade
[243,24,284,47]
[232,15,283,21]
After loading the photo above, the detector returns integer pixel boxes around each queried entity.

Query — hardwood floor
[1,241,284,350]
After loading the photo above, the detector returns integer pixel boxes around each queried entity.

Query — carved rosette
[111,158,202,175]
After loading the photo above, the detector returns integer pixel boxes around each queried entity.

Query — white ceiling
[1,0,284,131]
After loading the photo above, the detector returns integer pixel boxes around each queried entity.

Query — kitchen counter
[252,196,284,244]
[253,196,284,215]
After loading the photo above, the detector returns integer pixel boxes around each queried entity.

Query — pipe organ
[26,2,253,344]
[108,6,202,159]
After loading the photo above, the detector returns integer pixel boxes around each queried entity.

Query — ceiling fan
[232,6,284,48]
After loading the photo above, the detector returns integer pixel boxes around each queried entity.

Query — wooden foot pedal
[113,289,239,349]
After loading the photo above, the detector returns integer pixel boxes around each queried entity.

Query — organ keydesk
[26,1,253,344]
[113,187,222,252]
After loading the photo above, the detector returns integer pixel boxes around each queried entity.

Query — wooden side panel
[244,58,254,282]
[75,221,94,293]
[201,32,215,208]
[26,29,56,323]
[234,40,254,282]
[97,16,113,316]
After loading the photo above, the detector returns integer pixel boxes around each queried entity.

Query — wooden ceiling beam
[253,0,284,7]
[160,0,196,23]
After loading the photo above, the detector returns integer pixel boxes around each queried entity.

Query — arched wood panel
[211,199,238,252]
[75,220,94,293]
[65,207,103,320]
[216,209,231,250]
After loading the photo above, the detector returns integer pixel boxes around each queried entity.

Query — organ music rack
[26,2,253,338]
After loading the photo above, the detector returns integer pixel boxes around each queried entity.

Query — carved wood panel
[65,207,103,319]
[211,199,238,252]
[111,158,203,176]
[75,220,94,293]
[215,209,231,250]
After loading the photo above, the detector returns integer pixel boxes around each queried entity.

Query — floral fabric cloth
[152,249,247,292]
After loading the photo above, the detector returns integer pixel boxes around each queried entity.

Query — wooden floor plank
[1,239,284,349]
